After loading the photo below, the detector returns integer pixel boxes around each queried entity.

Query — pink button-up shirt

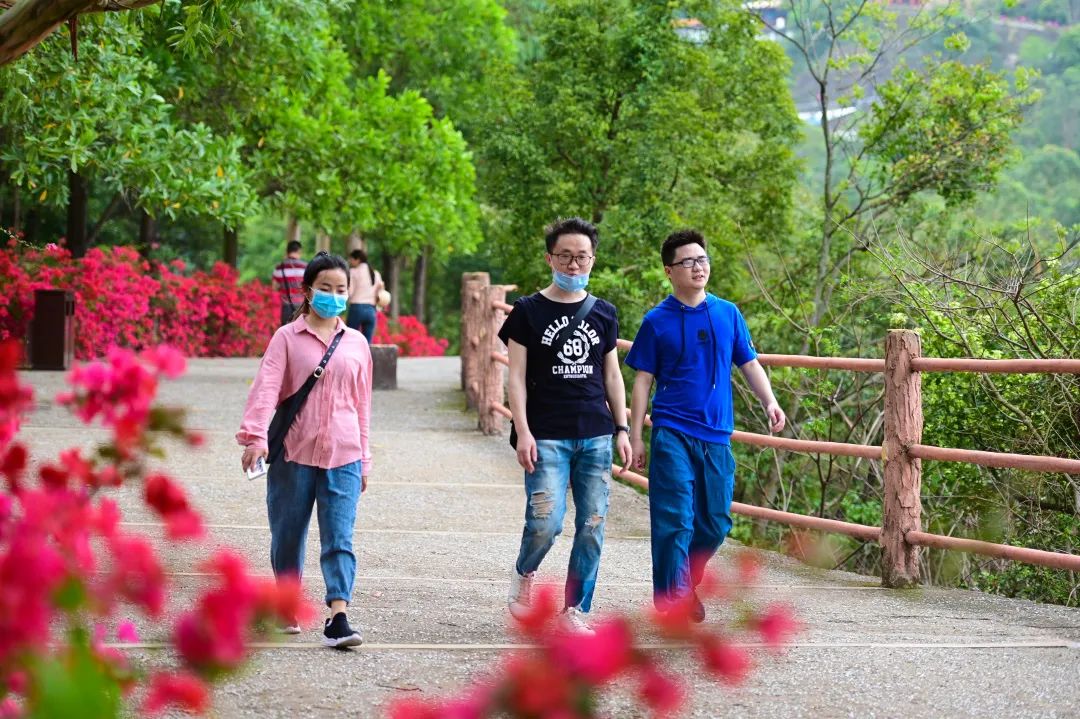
[237,317,373,472]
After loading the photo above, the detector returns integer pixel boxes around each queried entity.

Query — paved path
[24,357,1080,718]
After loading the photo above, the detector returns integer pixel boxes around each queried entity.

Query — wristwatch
[614,425,630,435]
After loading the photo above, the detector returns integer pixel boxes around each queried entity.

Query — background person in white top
[346,249,384,343]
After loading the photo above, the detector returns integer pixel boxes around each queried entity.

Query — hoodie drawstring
[706,300,719,389]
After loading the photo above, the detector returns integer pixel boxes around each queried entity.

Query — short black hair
[286,240,302,254]
[661,229,706,266]
[349,249,367,263]
[545,217,598,253]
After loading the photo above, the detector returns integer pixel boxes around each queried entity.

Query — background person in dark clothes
[272,240,307,326]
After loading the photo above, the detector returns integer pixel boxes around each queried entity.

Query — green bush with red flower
[0,236,448,359]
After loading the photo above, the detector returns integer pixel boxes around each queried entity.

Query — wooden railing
[459,272,1080,587]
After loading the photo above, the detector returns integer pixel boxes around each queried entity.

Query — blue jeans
[346,303,377,343]
[266,459,362,606]
[648,426,735,607]
[515,436,612,612]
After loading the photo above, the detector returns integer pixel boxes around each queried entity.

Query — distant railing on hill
[458,272,1080,588]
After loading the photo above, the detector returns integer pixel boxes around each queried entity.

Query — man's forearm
[741,360,777,407]
[630,372,653,439]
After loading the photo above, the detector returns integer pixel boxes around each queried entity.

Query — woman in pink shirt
[237,252,372,649]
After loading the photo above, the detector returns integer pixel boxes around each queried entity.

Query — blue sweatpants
[648,426,735,607]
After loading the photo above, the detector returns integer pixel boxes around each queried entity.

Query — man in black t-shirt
[497,217,632,636]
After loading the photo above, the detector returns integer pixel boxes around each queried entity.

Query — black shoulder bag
[266,329,345,465]
[509,294,598,449]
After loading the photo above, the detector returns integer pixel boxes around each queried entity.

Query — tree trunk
[223,226,238,267]
[66,169,88,258]
[347,230,363,254]
[285,214,300,248]
[315,230,331,254]
[137,209,157,255]
[383,251,401,321]
[412,247,429,322]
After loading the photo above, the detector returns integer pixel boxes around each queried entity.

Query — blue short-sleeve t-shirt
[625,293,756,444]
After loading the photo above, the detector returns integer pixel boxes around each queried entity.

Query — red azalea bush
[374,312,449,357]
[0,236,451,359]
[0,238,278,359]
[389,553,800,719]
[0,339,315,718]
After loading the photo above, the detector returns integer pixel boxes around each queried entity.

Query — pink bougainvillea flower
[753,605,800,648]
[116,620,139,643]
[637,665,685,716]
[549,616,636,684]
[142,671,209,716]
[699,634,752,684]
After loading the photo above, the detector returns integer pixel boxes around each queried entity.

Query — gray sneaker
[508,569,535,619]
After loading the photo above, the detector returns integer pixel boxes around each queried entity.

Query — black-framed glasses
[550,252,594,267]
[667,255,710,269]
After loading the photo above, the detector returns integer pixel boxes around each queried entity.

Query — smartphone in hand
[245,456,268,481]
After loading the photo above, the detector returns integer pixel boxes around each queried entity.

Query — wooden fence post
[460,272,490,409]
[882,329,923,588]
[478,284,508,435]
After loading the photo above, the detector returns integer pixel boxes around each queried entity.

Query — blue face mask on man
[310,290,347,318]
[552,270,590,292]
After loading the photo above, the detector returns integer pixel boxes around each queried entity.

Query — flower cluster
[389,552,799,719]
[0,238,450,359]
[0,240,277,359]
[374,312,449,357]
[0,340,313,717]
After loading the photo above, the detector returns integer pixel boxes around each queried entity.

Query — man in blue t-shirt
[497,217,633,635]
[626,229,786,621]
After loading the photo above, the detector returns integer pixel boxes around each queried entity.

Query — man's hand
[615,432,632,472]
[241,445,268,473]
[631,436,647,471]
[765,402,786,434]
[516,431,538,473]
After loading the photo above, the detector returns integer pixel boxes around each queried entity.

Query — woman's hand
[241,445,268,473]
[361,472,369,494]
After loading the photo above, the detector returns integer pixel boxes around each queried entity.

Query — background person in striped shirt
[273,240,308,326]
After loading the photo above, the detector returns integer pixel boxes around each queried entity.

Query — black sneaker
[690,590,706,624]
[322,612,363,649]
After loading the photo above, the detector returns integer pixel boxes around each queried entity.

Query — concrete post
[882,329,923,588]
[460,272,490,408]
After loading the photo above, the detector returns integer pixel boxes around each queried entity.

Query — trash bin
[30,289,75,370]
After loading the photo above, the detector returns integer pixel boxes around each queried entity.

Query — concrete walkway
[24,357,1080,718]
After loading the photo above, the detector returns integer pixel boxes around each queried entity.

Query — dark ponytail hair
[350,248,376,284]
[293,251,350,320]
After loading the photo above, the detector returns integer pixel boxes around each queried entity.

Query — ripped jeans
[514,435,612,612]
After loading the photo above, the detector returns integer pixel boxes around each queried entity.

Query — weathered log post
[460,272,490,409]
[881,329,923,588]
[478,284,508,435]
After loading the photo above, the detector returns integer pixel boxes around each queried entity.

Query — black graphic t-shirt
[497,293,619,440]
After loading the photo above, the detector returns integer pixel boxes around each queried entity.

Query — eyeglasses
[667,255,710,269]
[550,253,594,267]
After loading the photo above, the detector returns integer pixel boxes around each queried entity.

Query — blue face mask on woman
[552,270,590,292]
[310,290,347,319]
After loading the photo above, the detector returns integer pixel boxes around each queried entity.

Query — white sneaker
[557,606,595,636]
[508,569,535,619]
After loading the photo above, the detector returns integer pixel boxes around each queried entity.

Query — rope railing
[460,272,1080,586]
